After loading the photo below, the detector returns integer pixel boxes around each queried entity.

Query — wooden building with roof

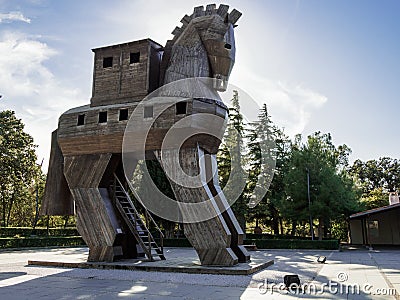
[349,193,400,246]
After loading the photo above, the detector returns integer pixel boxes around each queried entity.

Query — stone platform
[28,247,273,275]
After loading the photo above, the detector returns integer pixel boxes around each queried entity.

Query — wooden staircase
[112,174,165,261]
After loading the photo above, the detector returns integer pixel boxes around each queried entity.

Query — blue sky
[0,0,399,170]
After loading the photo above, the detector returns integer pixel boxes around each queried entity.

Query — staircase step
[117,198,129,202]
[125,212,137,216]
[123,207,134,211]
[112,175,165,262]
[143,241,157,246]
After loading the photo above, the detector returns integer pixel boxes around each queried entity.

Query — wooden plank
[40,130,74,216]
[155,147,238,266]
[57,97,227,156]
[171,26,183,36]
[216,4,229,18]
[90,40,152,107]
[44,4,244,266]
[205,4,216,15]
[229,9,242,24]
[193,6,205,18]
[63,154,122,262]
[180,14,191,26]
[64,154,111,188]
[204,152,250,263]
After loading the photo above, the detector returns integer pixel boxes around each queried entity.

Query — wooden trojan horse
[41,4,249,266]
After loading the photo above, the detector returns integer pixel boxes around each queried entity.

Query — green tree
[246,104,289,234]
[265,128,291,234]
[132,160,177,238]
[0,110,43,227]
[359,187,388,210]
[350,157,399,194]
[145,159,177,238]
[282,132,360,239]
[349,157,399,210]
[218,90,247,232]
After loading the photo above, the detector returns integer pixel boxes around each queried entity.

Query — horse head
[162,4,241,91]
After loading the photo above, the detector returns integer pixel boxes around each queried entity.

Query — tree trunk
[46,216,50,235]
[162,220,176,239]
[238,215,246,236]
[2,197,6,227]
[279,217,283,235]
[346,220,351,243]
[323,219,330,238]
[6,192,16,227]
[63,216,69,228]
[318,218,324,240]
[291,220,297,236]
[271,207,280,235]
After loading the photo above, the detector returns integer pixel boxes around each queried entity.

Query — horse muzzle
[213,74,228,91]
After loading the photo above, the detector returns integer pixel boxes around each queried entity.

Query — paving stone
[1,247,399,299]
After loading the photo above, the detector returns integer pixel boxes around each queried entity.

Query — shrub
[163,238,192,247]
[245,233,335,241]
[244,239,339,250]
[161,237,339,250]
[0,236,85,249]
[0,227,79,237]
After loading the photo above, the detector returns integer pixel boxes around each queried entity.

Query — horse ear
[224,14,229,24]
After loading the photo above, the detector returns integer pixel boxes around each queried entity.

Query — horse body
[41,4,249,265]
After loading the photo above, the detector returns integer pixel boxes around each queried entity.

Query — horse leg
[63,153,123,262]
[203,151,250,263]
[155,147,239,266]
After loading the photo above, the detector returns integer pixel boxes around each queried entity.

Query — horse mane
[159,4,242,85]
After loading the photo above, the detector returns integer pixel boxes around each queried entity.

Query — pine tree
[217,90,247,232]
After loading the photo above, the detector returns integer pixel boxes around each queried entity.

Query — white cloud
[0,11,31,24]
[100,0,219,44]
[103,1,327,137]
[105,1,327,137]
[0,2,328,172]
[230,69,327,137]
[0,31,85,170]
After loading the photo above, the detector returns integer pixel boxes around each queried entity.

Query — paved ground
[27,247,273,275]
[0,246,399,299]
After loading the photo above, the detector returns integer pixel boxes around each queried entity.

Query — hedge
[0,234,339,250]
[163,238,192,247]
[163,238,339,250]
[244,238,339,250]
[0,227,79,238]
[245,233,335,241]
[0,236,85,249]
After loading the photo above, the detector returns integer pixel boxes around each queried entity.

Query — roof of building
[92,38,163,52]
[350,202,400,219]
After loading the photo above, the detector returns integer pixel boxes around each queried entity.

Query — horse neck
[164,28,211,84]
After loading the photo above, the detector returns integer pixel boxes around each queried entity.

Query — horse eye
[224,43,232,50]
